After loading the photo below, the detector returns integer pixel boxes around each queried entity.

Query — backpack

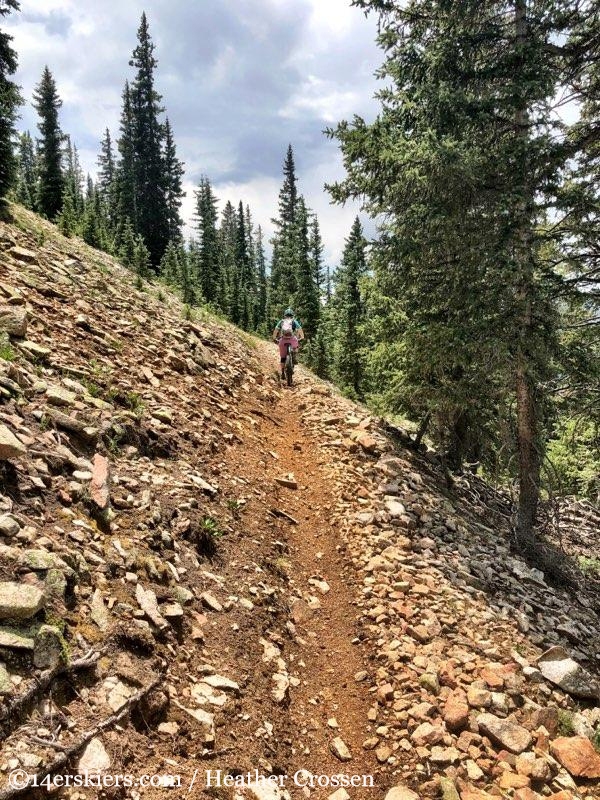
[280,318,294,338]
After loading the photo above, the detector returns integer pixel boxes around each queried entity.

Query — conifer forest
[1,0,599,559]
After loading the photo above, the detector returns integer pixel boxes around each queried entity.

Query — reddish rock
[549,736,600,779]
[480,667,505,689]
[444,689,470,731]
[460,789,496,800]
[90,453,110,510]
[498,772,530,790]
[513,790,541,800]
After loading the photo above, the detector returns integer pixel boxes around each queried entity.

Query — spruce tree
[0,0,22,199]
[218,200,237,315]
[293,196,320,340]
[129,12,169,267]
[97,127,117,231]
[328,0,597,550]
[194,176,220,304]
[309,215,325,295]
[163,118,184,243]
[269,144,299,320]
[330,217,368,398]
[15,131,37,209]
[255,225,268,330]
[118,218,136,268]
[115,82,136,236]
[63,136,84,219]
[32,66,64,219]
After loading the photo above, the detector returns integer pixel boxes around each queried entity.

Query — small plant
[183,304,194,321]
[578,556,600,575]
[0,333,14,362]
[83,380,101,398]
[135,274,144,291]
[107,434,123,456]
[109,337,124,353]
[592,727,600,753]
[157,289,166,302]
[557,709,576,737]
[39,413,52,432]
[36,229,46,246]
[125,391,144,415]
[201,516,223,539]
[226,499,242,516]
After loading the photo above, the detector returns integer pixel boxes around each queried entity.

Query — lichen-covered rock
[0,582,44,619]
[33,624,67,669]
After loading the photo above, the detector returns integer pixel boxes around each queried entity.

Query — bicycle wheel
[285,347,294,387]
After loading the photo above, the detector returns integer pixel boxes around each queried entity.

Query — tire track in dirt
[238,360,382,799]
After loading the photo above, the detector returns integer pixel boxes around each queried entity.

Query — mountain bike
[276,337,296,387]
[283,340,294,387]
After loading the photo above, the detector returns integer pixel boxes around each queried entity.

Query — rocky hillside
[0,203,598,800]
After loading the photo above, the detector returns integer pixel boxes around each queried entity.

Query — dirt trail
[233,354,381,799]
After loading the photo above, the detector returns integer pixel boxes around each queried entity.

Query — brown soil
[230,365,382,798]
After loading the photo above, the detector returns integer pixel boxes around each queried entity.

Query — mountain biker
[273,307,304,379]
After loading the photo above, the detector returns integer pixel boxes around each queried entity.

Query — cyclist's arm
[296,325,305,341]
[272,325,280,341]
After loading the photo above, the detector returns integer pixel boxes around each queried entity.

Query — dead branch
[0,650,101,738]
[0,674,162,800]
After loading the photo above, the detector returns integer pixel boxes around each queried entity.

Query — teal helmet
[284,307,294,317]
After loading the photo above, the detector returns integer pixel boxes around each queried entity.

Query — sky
[5,0,384,266]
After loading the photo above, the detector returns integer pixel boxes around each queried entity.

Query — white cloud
[279,75,362,123]
[6,0,383,267]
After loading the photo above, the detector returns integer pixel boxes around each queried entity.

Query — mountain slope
[0,204,598,800]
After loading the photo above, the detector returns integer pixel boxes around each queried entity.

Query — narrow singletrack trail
[234,356,381,799]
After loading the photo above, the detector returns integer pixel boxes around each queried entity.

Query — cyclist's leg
[278,339,287,377]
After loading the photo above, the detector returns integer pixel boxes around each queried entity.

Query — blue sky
[5,0,383,265]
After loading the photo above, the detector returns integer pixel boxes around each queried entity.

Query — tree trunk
[514,0,540,551]
[515,355,540,548]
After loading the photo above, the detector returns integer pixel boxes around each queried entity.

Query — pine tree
[129,12,169,267]
[194,176,220,305]
[269,144,299,321]
[218,200,237,315]
[15,131,37,209]
[0,0,22,199]
[133,234,151,279]
[293,196,320,341]
[328,0,597,549]
[115,82,136,237]
[63,136,84,219]
[163,118,185,244]
[97,127,117,231]
[32,66,64,219]
[118,218,136,268]
[330,217,368,397]
[309,215,325,295]
[81,180,108,250]
[255,225,268,330]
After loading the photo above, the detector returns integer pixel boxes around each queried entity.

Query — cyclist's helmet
[284,307,294,317]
